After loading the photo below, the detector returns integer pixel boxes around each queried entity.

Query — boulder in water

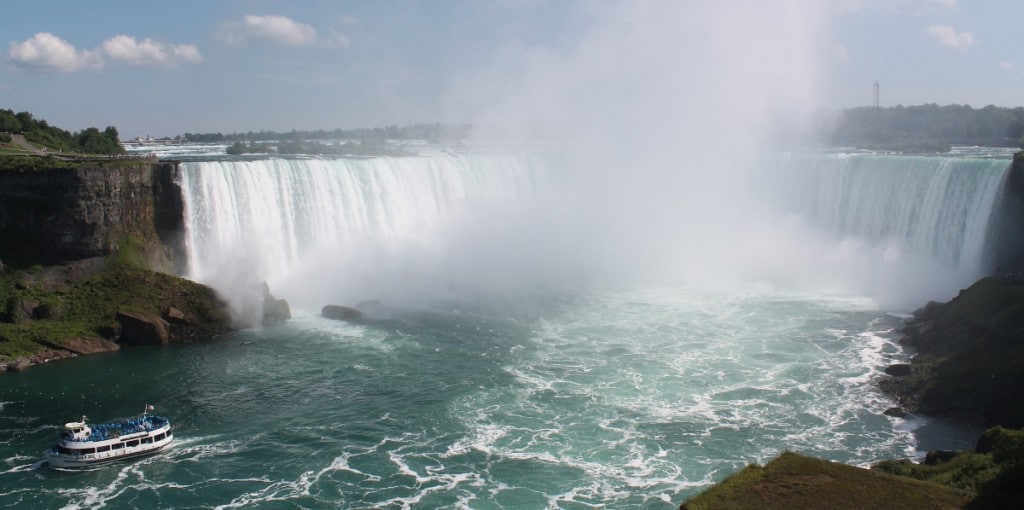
[264,298,291,326]
[322,304,363,321]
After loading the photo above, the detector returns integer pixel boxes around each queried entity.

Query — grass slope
[681,452,971,510]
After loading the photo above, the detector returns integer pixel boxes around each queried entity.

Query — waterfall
[762,152,1013,306]
[177,149,1016,313]
[177,152,545,313]
[776,153,1010,273]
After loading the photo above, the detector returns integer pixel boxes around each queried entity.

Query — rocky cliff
[0,156,184,269]
[0,156,230,371]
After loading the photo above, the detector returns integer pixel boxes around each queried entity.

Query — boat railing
[61,415,171,443]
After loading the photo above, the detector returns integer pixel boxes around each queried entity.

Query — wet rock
[263,298,291,326]
[883,407,908,418]
[885,364,912,377]
[116,311,171,345]
[322,304,363,321]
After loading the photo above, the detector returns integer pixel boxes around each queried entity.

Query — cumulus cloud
[8,32,102,72]
[102,35,202,67]
[926,25,974,52]
[218,15,317,46]
[8,32,201,72]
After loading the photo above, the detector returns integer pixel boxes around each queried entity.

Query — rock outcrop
[322,304,363,321]
[0,157,235,372]
[880,275,1024,427]
[0,157,183,269]
[117,311,171,345]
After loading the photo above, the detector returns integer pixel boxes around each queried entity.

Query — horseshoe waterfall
[1,147,1018,508]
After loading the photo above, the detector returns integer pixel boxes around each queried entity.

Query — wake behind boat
[43,405,173,469]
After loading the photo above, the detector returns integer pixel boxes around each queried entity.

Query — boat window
[97,445,111,452]
[82,448,96,454]
[125,440,139,447]
[57,446,72,455]
[111,443,124,450]
[141,437,153,444]
[154,433,165,441]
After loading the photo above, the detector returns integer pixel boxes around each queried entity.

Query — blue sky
[1,1,1021,138]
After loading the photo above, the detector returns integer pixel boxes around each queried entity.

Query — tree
[0,109,22,133]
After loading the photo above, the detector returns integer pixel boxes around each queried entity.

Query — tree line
[0,109,125,155]
[830,104,1024,151]
[182,122,471,144]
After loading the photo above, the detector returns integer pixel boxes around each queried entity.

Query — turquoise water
[2,287,939,508]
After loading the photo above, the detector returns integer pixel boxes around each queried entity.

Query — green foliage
[0,155,75,171]
[106,237,149,271]
[225,139,414,157]
[225,141,273,155]
[0,155,150,174]
[873,454,999,493]
[187,122,472,145]
[682,452,971,510]
[0,132,11,143]
[0,232,231,363]
[871,428,1024,508]
[0,110,22,132]
[832,104,1024,149]
[76,126,125,155]
[0,108,125,154]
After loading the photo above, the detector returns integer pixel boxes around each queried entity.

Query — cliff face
[881,275,1024,427]
[994,152,1024,274]
[0,159,184,268]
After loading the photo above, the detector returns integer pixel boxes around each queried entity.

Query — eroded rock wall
[0,160,184,268]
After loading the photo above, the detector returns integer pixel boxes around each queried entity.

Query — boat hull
[44,423,173,469]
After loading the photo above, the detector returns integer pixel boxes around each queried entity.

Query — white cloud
[998,61,1014,71]
[339,15,359,26]
[8,32,102,72]
[926,25,974,52]
[218,15,317,46]
[102,35,202,68]
[8,32,201,72]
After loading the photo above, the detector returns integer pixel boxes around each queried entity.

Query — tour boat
[43,405,173,468]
